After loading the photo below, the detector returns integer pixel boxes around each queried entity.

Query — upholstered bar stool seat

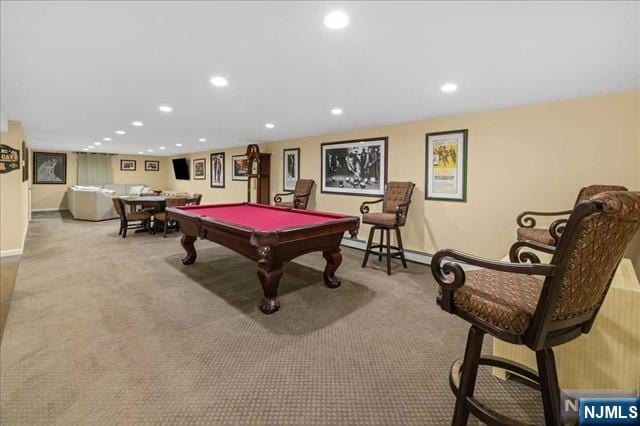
[362,212,398,227]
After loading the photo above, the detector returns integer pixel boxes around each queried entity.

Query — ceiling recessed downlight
[324,10,349,30]
[158,105,173,113]
[265,123,275,129]
[115,130,126,135]
[138,151,143,154]
[159,146,166,150]
[147,149,154,153]
[210,76,229,87]
[131,121,144,127]
[94,142,102,146]
[82,148,89,151]
[176,143,183,147]
[88,145,95,149]
[198,138,207,142]
[331,108,343,115]
[103,137,111,141]
[441,83,458,93]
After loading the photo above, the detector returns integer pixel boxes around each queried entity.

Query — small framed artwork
[283,148,300,191]
[232,155,248,181]
[425,129,468,202]
[33,151,67,184]
[145,160,159,171]
[192,158,206,180]
[321,137,388,196]
[120,159,136,171]
[22,142,29,182]
[210,153,225,188]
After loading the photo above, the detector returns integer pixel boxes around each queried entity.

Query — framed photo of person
[321,137,387,196]
[232,155,248,181]
[283,148,300,191]
[210,153,225,187]
[120,159,136,171]
[425,129,468,202]
[33,151,67,184]
[145,160,159,171]
[192,158,206,180]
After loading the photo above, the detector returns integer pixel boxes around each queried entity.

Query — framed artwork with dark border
[283,148,300,191]
[192,158,206,180]
[321,137,388,196]
[120,159,136,171]
[425,129,468,202]
[22,142,29,182]
[231,154,248,181]
[33,151,67,184]
[210,153,225,188]
[145,160,160,171]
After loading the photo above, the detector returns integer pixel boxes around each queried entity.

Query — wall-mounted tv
[172,158,190,180]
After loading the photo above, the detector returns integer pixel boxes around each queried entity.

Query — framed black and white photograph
[425,129,468,202]
[120,159,136,171]
[192,158,206,180]
[33,151,67,184]
[210,153,225,187]
[22,141,28,182]
[145,160,159,171]
[283,148,300,191]
[232,155,248,181]
[321,137,387,196]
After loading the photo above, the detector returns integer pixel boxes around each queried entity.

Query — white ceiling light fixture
[441,83,458,93]
[265,123,275,129]
[131,121,144,127]
[210,76,229,87]
[103,137,111,141]
[175,143,183,147]
[331,107,343,115]
[115,130,126,135]
[82,148,89,151]
[198,138,207,142]
[147,149,153,152]
[94,141,102,146]
[138,151,143,154]
[88,145,95,149]
[159,146,166,150]
[158,105,173,113]
[324,10,349,30]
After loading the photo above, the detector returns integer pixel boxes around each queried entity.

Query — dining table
[121,196,169,234]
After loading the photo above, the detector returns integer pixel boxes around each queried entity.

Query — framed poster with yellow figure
[425,129,467,202]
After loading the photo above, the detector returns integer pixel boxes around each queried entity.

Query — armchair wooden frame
[273,179,315,210]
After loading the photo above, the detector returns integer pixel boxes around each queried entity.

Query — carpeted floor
[0,211,542,425]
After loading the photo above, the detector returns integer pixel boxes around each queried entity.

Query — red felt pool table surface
[177,203,349,232]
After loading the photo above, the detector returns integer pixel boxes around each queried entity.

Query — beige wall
[0,121,29,254]
[168,91,639,264]
[31,152,171,211]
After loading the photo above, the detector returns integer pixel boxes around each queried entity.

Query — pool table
[167,203,359,314]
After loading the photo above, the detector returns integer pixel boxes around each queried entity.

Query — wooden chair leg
[453,326,485,426]
[378,228,384,261]
[362,227,376,268]
[163,219,168,237]
[385,228,392,275]
[536,349,561,426]
[395,227,408,268]
[122,220,128,238]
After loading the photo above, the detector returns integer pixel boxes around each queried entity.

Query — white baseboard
[31,208,66,212]
[0,221,29,258]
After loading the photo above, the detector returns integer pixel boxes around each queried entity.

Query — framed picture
[145,160,159,171]
[210,153,225,187]
[22,142,28,182]
[321,137,388,196]
[120,159,136,171]
[425,129,468,202]
[33,151,66,184]
[283,148,300,191]
[192,158,206,180]
[0,144,20,174]
[232,155,248,181]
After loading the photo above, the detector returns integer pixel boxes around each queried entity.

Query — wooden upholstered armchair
[153,197,189,237]
[112,197,151,238]
[432,190,640,425]
[516,184,627,246]
[187,193,202,206]
[274,179,315,210]
[360,181,415,275]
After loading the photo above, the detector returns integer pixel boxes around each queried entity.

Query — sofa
[67,184,152,221]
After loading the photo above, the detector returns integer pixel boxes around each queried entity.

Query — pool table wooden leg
[323,248,343,288]
[257,263,283,314]
[180,234,198,265]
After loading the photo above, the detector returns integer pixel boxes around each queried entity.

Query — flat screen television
[172,158,190,180]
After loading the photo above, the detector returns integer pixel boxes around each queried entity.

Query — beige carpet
[0,212,542,425]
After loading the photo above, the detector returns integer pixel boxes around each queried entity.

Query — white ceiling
[1,1,638,156]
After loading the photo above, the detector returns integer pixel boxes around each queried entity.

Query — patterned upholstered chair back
[112,197,126,218]
[294,179,315,209]
[166,197,189,208]
[575,185,627,204]
[382,182,415,225]
[530,191,640,347]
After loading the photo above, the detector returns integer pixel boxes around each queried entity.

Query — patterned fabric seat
[276,201,295,209]
[516,228,555,246]
[362,212,398,227]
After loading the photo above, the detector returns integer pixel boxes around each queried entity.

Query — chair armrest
[274,191,294,203]
[549,218,568,243]
[509,240,557,264]
[395,200,412,221]
[516,209,572,228]
[360,198,383,214]
[431,249,556,313]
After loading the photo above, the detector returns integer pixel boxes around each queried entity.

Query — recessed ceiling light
[82,148,89,151]
[324,10,349,30]
[138,151,143,154]
[441,83,458,93]
[131,121,144,127]
[210,76,229,87]
[88,145,95,149]
[265,123,275,129]
[147,149,153,152]
[115,130,126,135]
[331,108,343,115]
[103,137,111,141]
[199,138,207,142]
[158,105,173,113]
[94,142,102,146]
[176,143,183,147]
[159,146,166,150]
